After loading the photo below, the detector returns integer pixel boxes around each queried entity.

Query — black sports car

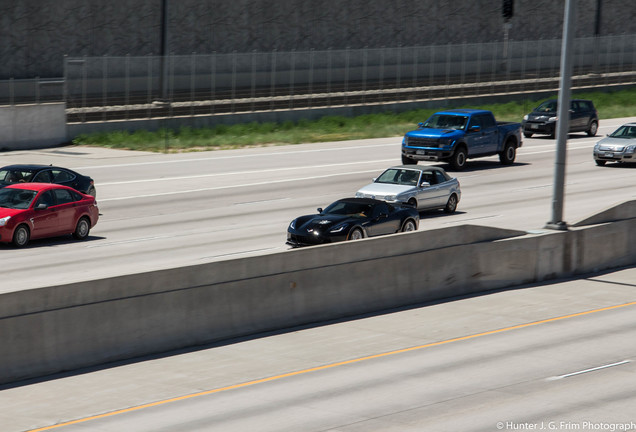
[0,164,96,197]
[286,197,419,247]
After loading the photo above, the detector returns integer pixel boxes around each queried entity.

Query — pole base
[544,221,569,231]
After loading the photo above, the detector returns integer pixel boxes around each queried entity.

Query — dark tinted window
[54,189,75,204]
[35,190,56,207]
[480,114,496,129]
[51,169,74,183]
[33,170,54,183]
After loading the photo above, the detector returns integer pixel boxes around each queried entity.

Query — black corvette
[0,164,96,196]
[286,197,419,247]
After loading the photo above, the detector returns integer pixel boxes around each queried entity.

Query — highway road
[1,116,635,292]
[2,266,635,431]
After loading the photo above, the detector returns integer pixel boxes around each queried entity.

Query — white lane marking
[96,159,396,186]
[234,198,291,206]
[97,169,382,202]
[548,360,631,380]
[76,143,396,170]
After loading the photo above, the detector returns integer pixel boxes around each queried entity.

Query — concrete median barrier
[1,201,635,384]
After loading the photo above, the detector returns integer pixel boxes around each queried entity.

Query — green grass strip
[72,87,636,153]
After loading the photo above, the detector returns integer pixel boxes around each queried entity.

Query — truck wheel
[499,141,516,165]
[449,146,467,170]
[402,155,417,165]
[523,132,533,138]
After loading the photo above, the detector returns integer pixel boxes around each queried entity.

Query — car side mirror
[469,125,481,132]
[420,181,431,188]
[317,207,323,214]
[418,122,425,128]
[35,203,48,210]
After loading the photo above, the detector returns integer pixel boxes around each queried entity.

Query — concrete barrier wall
[0,103,67,150]
[1,203,635,384]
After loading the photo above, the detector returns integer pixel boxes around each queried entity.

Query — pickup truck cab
[401,109,522,170]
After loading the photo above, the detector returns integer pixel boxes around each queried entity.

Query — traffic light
[502,0,514,19]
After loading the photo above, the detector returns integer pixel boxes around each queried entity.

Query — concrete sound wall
[0,103,67,150]
[1,202,635,384]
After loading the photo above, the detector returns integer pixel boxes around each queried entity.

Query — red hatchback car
[0,183,99,247]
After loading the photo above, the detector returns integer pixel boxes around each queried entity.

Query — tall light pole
[545,0,577,230]
[159,0,169,100]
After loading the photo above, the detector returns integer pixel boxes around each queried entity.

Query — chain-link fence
[2,35,635,123]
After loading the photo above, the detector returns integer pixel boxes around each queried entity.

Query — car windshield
[608,125,636,139]
[376,169,420,186]
[0,188,38,209]
[422,114,468,130]
[535,101,557,112]
[0,169,35,184]
[323,201,373,218]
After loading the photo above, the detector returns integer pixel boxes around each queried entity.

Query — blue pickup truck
[401,109,523,170]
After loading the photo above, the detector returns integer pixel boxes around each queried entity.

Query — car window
[33,170,54,183]
[51,169,74,183]
[1,169,34,183]
[35,190,56,208]
[421,171,435,185]
[434,171,447,184]
[468,116,482,130]
[0,188,37,209]
[371,202,389,218]
[480,114,496,129]
[53,189,75,204]
[397,170,420,186]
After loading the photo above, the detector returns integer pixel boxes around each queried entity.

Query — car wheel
[401,219,417,232]
[587,121,598,137]
[87,186,97,197]
[595,159,607,166]
[12,224,30,248]
[73,217,91,240]
[450,146,467,170]
[444,194,458,213]
[348,228,363,241]
[402,155,417,165]
[499,140,516,165]
[523,132,533,138]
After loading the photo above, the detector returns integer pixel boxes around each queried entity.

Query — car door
[569,101,585,132]
[30,190,59,238]
[478,113,499,153]
[365,202,400,236]
[52,188,80,234]
[416,170,445,209]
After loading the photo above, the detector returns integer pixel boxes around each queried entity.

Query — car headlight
[384,195,397,201]
[594,143,599,151]
[0,216,10,227]
[403,137,409,146]
[523,114,528,121]
[548,116,558,122]
[355,192,364,198]
[330,223,348,233]
[626,145,636,153]
[289,219,296,229]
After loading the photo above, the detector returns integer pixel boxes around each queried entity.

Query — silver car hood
[596,136,636,150]
[356,183,415,196]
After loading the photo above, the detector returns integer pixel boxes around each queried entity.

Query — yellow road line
[28,300,636,432]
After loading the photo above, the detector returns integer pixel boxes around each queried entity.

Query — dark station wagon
[522,99,599,138]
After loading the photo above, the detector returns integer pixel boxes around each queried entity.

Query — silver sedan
[593,122,636,166]
[355,165,461,213]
